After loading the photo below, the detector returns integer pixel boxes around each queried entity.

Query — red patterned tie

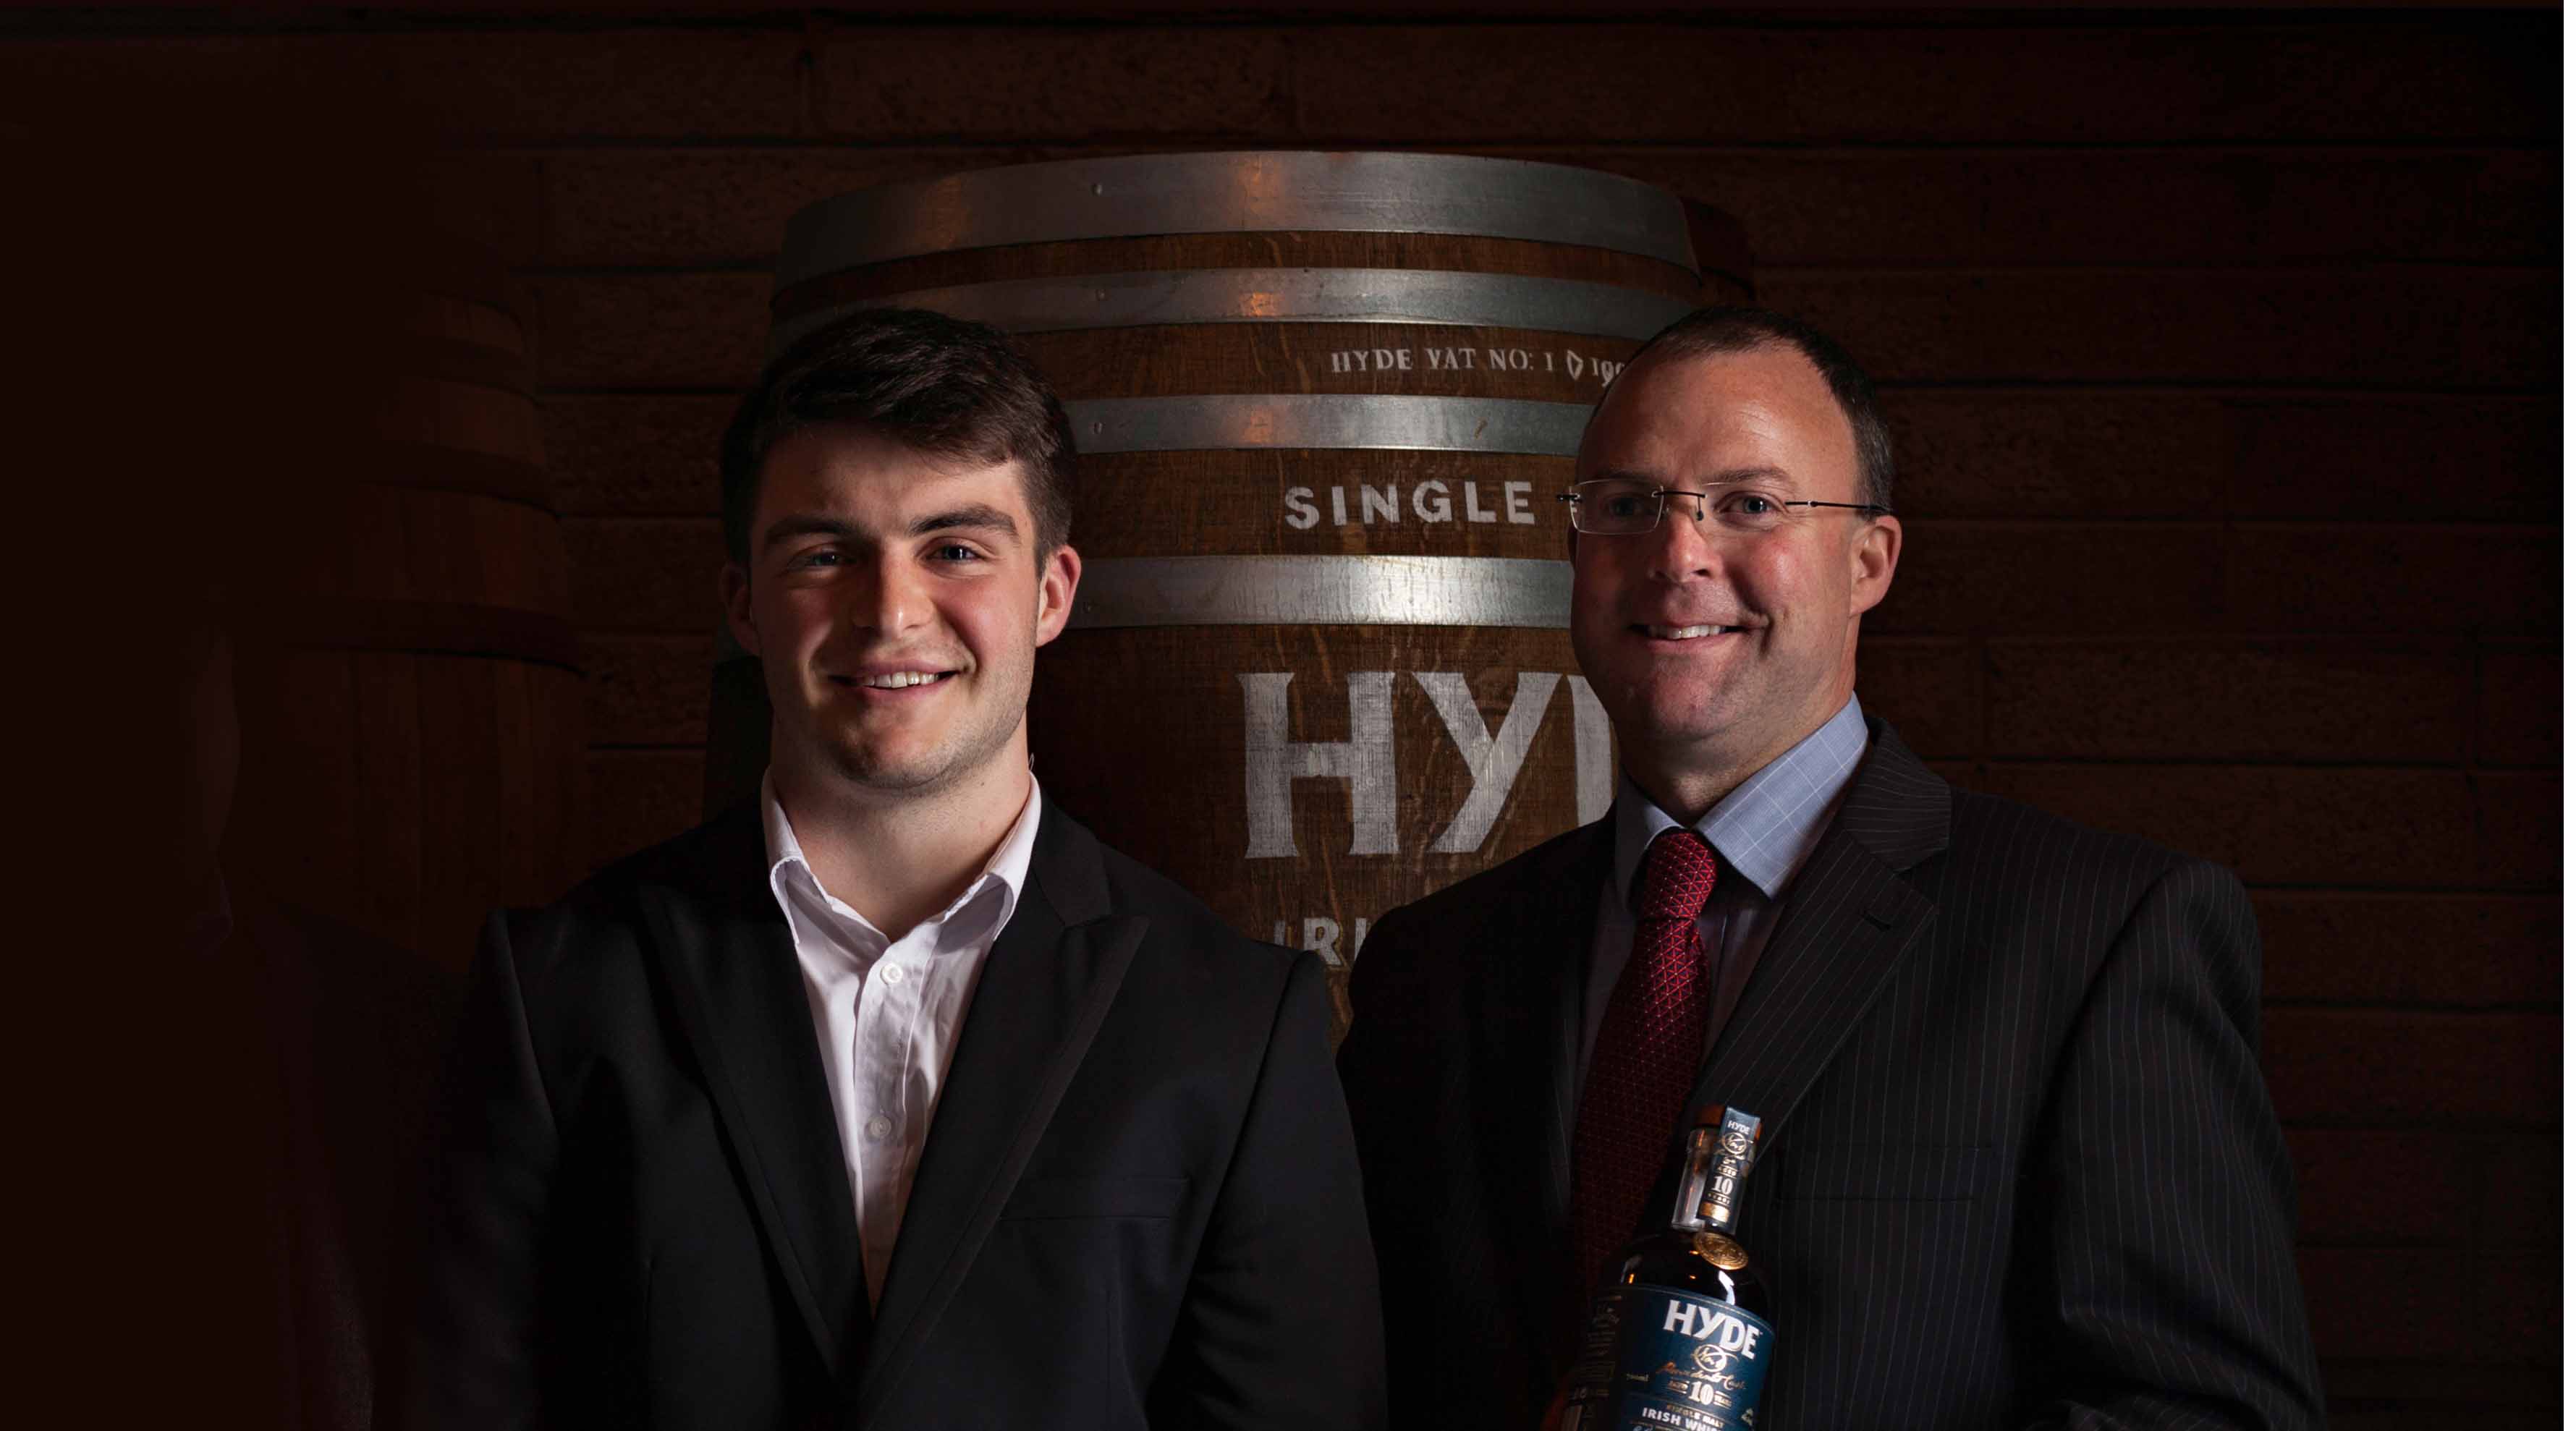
[1570,828,1718,1286]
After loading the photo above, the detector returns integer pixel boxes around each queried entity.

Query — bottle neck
[1666,1127,1718,1231]
[1667,1108,1763,1234]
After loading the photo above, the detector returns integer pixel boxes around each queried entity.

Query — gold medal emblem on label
[1692,1232,1750,1270]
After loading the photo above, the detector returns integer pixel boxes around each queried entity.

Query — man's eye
[1601,493,1651,518]
[1724,493,1778,517]
[931,543,983,562]
[791,549,844,568]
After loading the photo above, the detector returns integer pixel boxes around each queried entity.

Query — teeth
[1648,624,1734,640]
[857,671,943,689]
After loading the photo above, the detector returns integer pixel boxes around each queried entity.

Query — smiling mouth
[830,671,957,690]
[1637,624,1745,640]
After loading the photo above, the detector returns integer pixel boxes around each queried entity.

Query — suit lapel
[1685,720,1952,1147]
[638,807,870,1382]
[852,802,1145,1419]
[1468,820,1610,1370]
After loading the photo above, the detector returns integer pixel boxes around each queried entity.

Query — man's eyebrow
[1696,465,1793,488]
[757,504,1022,551]
[910,504,1019,540]
[1584,464,1792,488]
[758,514,861,551]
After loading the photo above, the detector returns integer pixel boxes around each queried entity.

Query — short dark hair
[1624,305,1894,513]
[719,307,1077,563]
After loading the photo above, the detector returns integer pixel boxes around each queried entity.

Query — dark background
[30,5,2556,1427]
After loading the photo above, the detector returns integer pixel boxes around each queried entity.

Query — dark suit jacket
[1339,719,2325,1430]
[396,800,1384,1430]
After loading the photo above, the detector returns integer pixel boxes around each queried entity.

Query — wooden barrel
[232,243,585,973]
[719,153,1750,1029]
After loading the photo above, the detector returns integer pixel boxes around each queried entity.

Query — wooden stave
[234,255,586,972]
[774,153,1711,286]
[774,232,1710,324]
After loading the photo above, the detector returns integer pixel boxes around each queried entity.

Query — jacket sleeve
[1331,902,1462,1420]
[1340,900,1566,1427]
[2019,859,2327,1430]
[1151,950,1389,1430]
[386,911,558,1431]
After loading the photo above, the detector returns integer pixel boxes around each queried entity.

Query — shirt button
[865,1115,894,1141]
[881,964,906,985]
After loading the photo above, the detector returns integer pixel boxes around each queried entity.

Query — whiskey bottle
[1559,1106,1771,1431]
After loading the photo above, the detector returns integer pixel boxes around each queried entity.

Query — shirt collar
[760,767,1044,943]
[1612,694,1868,906]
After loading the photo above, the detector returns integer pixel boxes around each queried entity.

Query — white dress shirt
[1576,695,1869,1097]
[760,769,1043,1307]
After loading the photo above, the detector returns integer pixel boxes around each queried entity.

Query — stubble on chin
[1598,668,1768,768]
[810,679,1029,802]
[820,741,941,794]
[808,707,957,796]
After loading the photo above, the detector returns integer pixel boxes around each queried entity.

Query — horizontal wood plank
[1983,640,2472,763]
[2268,1010,2556,1126]
[2255,893,2561,1009]
[1288,20,2554,146]
[1962,765,2551,890]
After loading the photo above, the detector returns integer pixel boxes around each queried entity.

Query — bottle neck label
[1695,1108,1763,1235]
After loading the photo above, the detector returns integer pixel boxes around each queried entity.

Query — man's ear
[1847,516,1902,618]
[1033,543,1082,647]
[720,561,760,657]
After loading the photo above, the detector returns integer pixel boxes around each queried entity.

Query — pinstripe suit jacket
[1339,719,2324,1430]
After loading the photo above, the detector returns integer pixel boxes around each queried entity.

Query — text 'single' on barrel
[711,151,1750,1034]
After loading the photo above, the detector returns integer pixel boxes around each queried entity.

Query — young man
[399,309,1383,1430]
[1339,306,2323,1429]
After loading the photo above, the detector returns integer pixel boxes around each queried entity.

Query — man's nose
[1645,493,1719,580]
[845,556,928,633]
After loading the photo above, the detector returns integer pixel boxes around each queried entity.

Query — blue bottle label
[1561,1284,1774,1431]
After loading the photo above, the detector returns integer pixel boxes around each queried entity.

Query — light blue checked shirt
[1576,695,1870,1091]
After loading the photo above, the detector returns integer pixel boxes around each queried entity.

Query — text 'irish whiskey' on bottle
[1560,1106,1771,1431]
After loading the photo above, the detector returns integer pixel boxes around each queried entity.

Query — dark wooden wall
[25,8,2554,1426]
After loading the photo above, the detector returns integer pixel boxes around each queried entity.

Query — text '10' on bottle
[1561,1106,1771,1431]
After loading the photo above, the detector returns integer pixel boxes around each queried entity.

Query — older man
[1339,305,2323,1430]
